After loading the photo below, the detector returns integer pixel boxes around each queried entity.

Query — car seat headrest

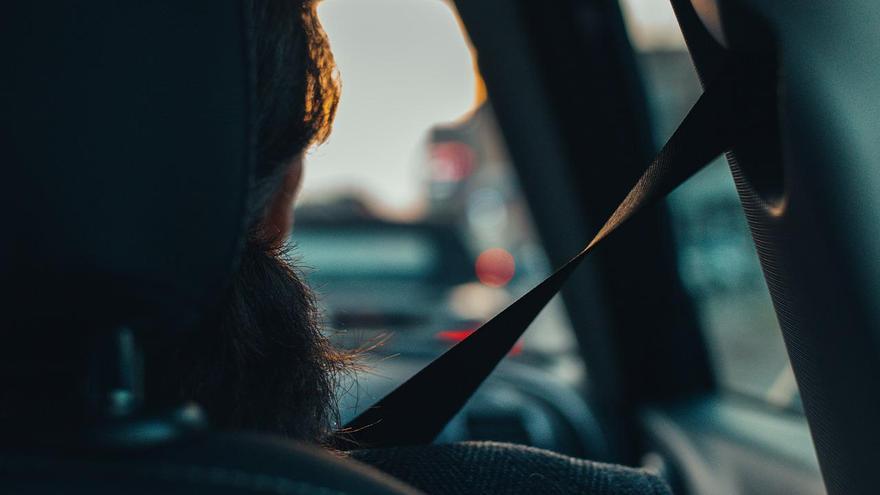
[1,1,253,338]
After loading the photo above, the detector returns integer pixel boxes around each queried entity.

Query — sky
[302,0,684,212]
[303,0,477,211]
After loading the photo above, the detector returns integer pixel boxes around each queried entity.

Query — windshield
[292,0,584,391]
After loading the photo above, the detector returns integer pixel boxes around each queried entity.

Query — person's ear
[262,153,304,243]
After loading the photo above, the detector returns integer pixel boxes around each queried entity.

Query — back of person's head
[249,0,337,231]
[152,0,348,444]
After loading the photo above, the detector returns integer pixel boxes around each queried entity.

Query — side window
[295,0,586,420]
[619,0,800,410]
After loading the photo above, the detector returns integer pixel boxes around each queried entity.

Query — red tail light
[436,328,523,356]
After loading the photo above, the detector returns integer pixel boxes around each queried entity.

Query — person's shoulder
[349,441,672,495]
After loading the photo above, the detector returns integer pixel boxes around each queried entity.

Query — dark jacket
[351,441,671,495]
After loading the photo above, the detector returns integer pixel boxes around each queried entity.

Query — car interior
[3,0,879,494]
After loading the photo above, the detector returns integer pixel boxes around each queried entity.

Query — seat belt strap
[339,58,770,449]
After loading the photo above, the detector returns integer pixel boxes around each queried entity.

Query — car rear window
[294,229,438,279]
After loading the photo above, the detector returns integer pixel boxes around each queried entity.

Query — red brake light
[436,328,523,356]
[475,248,515,287]
[430,141,476,182]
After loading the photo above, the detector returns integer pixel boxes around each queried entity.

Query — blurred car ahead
[289,215,521,359]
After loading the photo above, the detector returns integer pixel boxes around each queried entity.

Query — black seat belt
[339,57,774,449]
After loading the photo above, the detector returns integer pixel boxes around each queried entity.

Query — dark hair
[167,0,348,443]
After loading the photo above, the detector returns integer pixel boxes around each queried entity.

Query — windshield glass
[293,0,585,398]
